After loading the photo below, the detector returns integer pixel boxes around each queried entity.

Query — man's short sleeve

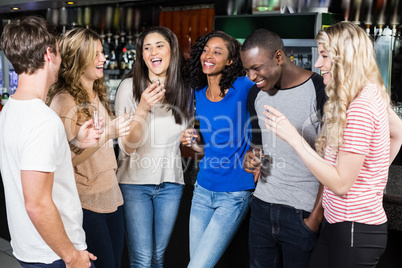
[20,119,64,172]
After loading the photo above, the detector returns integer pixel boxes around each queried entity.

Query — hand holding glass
[92,110,100,130]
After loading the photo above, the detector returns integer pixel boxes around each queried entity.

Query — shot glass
[188,128,196,146]
[92,109,100,130]
[252,148,263,163]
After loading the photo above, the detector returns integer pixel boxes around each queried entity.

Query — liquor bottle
[100,32,110,70]
[109,50,118,70]
[124,34,136,70]
[290,50,295,64]
[120,48,128,70]
[1,87,10,107]
[304,54,312,70]
[298,54,304,68]
[0,57,2,90]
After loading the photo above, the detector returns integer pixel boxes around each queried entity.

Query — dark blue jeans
[83,205,124,268]
[18,259,95,267]
[249,196,318,268]
[308,220,387,268]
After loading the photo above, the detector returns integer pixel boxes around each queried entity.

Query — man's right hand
[243,148,263,182]
[65,250,97,268]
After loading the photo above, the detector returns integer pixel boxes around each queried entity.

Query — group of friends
[0,14,401,268]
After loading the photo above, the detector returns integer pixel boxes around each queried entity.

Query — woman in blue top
[181,30,255,268]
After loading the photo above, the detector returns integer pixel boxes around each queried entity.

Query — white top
[115,78,186,185]
[323,84,389,225]
[0,98,86,263]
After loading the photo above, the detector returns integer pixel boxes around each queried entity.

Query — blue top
[195,76,255,192]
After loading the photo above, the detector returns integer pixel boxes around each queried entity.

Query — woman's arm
[389,108,402,164]
[118,82,166,155]
[263,105,365,197]
[67,114,131,166]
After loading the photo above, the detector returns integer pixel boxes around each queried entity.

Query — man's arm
[244,85,263,181]
[21,170,96,267]
[304,183,324,232]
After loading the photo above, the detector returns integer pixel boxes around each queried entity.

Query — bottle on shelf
[1,87,10,107]
[290,50,295,64]
[298,54,304,68]
[124,34,136,70]
[120,48,128,71]
[304,54,312,70]
[0,57,2,90]
[100,32,110,70]
[109,50,118,70]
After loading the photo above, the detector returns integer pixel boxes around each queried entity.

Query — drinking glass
[92,109,100,130]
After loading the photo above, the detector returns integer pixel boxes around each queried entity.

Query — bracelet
[69,138,84,155]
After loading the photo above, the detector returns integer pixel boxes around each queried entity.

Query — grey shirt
[248,73,326,212]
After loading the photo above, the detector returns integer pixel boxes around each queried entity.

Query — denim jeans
[249,196,318,268]
[18,259,95,267]
[120,182,184,268]
[308,220,387,268]
[82,206,124,268]
[188,182,251,268]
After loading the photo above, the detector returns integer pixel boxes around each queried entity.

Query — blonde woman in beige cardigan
[47,28,131,268]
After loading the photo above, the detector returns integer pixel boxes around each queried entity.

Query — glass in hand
[92,109,100,130]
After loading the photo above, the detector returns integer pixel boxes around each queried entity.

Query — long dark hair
[186,30,245,97]
[125,26,191,124]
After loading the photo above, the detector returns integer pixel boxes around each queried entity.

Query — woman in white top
[114,26,192,268]
[263,21,402,268]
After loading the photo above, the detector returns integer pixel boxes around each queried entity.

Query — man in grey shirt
[241,29,326,268]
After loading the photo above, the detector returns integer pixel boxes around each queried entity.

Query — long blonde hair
[47,28,112,120]
[315,21,390,155]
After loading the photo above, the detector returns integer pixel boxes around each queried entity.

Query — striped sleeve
[340,100,376,155]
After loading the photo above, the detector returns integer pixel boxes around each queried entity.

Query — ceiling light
[66,1,75,4]
[11,7,20,11]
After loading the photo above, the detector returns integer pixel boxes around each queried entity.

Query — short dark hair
[241,29,285,58]
[0,16,58,75]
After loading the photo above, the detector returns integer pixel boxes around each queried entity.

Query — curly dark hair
[186,30,245,97]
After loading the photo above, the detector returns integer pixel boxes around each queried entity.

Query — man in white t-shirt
[0,16,100,267]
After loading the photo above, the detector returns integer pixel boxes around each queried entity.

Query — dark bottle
[100,32,110,70]
[109,50,118,70]
[1,88,10,107]
[120,48,128,70]
[124,35,136,70]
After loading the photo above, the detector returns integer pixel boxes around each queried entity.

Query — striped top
[322,84,390,225]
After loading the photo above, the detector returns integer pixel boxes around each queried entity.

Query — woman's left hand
[263,105,300,145]
[76,117,104,149]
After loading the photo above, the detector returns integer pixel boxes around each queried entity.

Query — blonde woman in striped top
[262,21,402,268]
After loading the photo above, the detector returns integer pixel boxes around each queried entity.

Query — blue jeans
[82,206,124,268]
[188,182,251,268]
[120,182,184,268]
[249,196,318,268]
[18,259,95,267]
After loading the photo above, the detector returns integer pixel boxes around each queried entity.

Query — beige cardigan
[50,92,123,213]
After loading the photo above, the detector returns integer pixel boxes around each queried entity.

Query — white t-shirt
[0,98,86,263]
[115,78,186,185]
